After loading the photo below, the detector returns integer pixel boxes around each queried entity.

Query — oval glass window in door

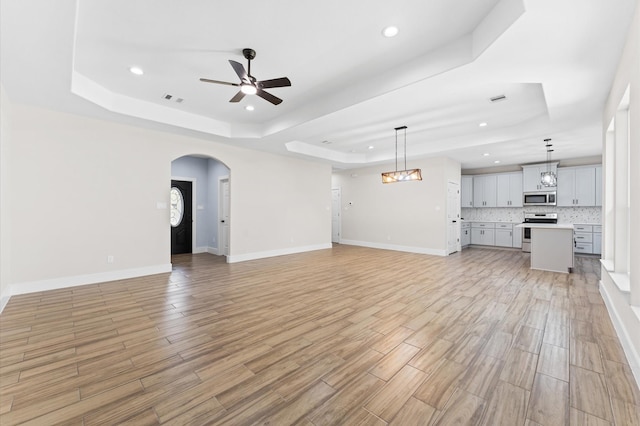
[170,187,184,227]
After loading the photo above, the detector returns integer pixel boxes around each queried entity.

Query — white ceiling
[1,0,637,170]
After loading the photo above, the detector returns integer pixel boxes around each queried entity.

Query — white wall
[333,157,460,255]
[2,102,332,299]
[0,84,12,311]
[600,1,640,385]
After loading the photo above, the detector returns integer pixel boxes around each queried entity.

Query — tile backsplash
[461,206,602,224]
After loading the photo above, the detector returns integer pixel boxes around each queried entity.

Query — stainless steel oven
[522,212,558,252]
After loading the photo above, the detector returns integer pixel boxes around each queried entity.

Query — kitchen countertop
[515,223,574,230]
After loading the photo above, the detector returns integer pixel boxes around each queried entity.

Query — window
[170,187,184,227]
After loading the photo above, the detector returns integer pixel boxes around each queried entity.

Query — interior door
[447,181,461,254]
[170,180,193,255]
[219,178,230,256]
[331,188,341,243]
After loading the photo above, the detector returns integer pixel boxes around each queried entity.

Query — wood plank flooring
[1,245,639,425]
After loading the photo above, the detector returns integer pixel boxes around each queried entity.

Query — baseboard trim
[599,275,640,389]
[227,243,332,263]
[6,263,173,298]
[339,240,447,257]
[0,295,10,315]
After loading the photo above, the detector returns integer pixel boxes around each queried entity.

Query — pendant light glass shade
[381,126,422,184]
[381,169,423,183]
[540,138,556,187]
[540,170,556,186]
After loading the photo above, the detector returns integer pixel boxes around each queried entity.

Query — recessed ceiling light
[129,66,144,76]
[368,146,374,150]
[382,26,399,38]
[483,153,490,157]
[479,122,488,127]
[245,105,255,111]
[494,160,501,164]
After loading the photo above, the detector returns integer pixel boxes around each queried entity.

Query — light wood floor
[1,245,639,425]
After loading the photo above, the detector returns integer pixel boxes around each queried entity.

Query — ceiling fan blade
[256,89,283,105]
[257,77,291,89]
[199,78,240,87]
[229,91,246,103]
[229,60,248,82]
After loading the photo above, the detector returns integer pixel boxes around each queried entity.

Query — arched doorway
[170,155,230,258]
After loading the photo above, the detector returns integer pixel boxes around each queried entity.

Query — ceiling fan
[200,48,291,105]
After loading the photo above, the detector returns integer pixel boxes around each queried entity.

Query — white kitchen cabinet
[593,227,602,255]
[512,224,522,248]
[473,175,497,207]
[461,222,471,247]
[461,175,474,208]
[557,166,596,206]
[471,222,495,245]
[595,165,602,206]
[495,230,513,247]
[522,163,558,192]
[573,224,602,255]
[496,172,523,207]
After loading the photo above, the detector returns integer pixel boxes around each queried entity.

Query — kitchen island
[515,223,575,273]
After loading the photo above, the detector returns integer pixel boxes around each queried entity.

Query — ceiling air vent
[489,94,507,103]
[162,93,184,103]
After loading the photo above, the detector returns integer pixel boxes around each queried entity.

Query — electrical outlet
[107,255,114,264]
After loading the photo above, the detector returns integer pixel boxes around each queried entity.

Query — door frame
[331,187,341,243]
[218,175,230,257]
[447,180,461,255]
[171,176,197,254]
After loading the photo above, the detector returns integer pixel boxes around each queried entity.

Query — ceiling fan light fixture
[200,48,291,105]
[240,84,257,95]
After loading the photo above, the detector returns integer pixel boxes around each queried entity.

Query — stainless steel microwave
[523,191,557,206]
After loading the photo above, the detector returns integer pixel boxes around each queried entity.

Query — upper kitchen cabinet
[473,175,497,207]
[557,165,597,207]
[595,165,602,206]
[496,172,523,207]
[461,175,473,208]
[522,163,558,192]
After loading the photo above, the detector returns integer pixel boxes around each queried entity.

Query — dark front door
[170,180,193,255]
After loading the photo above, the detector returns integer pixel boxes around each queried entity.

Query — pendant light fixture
[540,138,557,187]
[381,126,422,183]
